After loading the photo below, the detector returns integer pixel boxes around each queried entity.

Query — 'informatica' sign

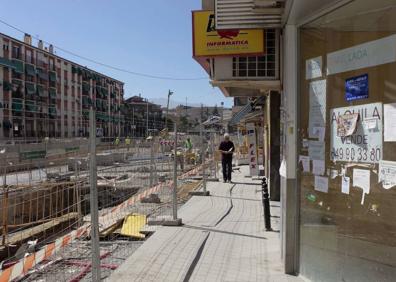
[192,10,264,57]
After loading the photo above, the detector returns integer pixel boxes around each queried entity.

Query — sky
[0,0,233,108]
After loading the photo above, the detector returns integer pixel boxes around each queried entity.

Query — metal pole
[2,164,8,246]
[261,177,272,231]
[211,132,217,179]
[75,161,82,225]
[132,107,135,138]
[200,111,207,193]
[150,141,154,187]
[146,101,149,137]
[89,106,101,281]
[221,101,224,134]
[165,90,173,130]
[172,122,178,220]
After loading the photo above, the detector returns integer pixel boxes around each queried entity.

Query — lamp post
[146,100,149,137]
[1,148,8,246]
[165,90,173,130]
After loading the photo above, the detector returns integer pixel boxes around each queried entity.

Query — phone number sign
[330,103,382,163]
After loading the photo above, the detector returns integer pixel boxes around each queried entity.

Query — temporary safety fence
[0,134,212,282]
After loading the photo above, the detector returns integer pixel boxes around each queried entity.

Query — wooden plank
[3,212,78,246]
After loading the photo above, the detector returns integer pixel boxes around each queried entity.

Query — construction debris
[141,194,161,204]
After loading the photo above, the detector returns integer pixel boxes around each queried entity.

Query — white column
[281,24,299,275]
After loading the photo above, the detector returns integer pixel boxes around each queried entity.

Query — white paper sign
[384,103,396,142]
[302,139,309,148]
[353,169,370,204]
[312,160,325,176]
[330,169,339,179]
[306,56,322,79]
[327,34,396,75]
[279,158,286,177]
[299,155,310,172]
[363,118,378,130]
[330,103,383,163]
[309,80,327,138]
[308,141,325,160]
[314,176,329,193]
[313,126,326,141]
[379,160,396,189]
[341,176,350,194]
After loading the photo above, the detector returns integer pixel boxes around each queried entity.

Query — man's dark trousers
[222,158,232,182]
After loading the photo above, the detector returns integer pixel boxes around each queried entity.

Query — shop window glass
[299,1,396,281]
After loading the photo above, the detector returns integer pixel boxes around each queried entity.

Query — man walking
[219,133,235,183]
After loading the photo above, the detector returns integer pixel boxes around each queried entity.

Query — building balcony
[11,59,24,74]
[0,57,16,69]
[49,87,57,99]
[12,99,23,113]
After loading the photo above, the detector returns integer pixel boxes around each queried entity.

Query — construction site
[0,131,220,281]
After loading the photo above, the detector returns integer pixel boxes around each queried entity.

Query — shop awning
[3,81,12,91]
[0,57,15,69]
[25,101,37,112]
[49,87,57,98]
[12,100,23,111]
[229,96,265,126]
[82,96,92,106]
[82,82,90,92]
[11,60,24,74]
[96,86,102,97]
[48,107,57,115]
[49,71,57,82]
[2,120,12,129]
[37,68,48,80]
[25,64,36,76]
[37,85,47,97]
[12,79,23,88]
[25,82,36,95]
[82,110,89,118]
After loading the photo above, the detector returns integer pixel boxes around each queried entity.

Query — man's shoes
[223,179,227,183]
[228,180,233,183]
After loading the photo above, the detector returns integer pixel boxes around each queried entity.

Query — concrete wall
[213,57,233,80]
[202,0,215,10]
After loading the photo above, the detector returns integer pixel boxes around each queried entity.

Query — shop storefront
[298,0,396,281]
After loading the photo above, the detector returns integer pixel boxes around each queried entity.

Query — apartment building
[123,95,164,137]
[0,33,125,139]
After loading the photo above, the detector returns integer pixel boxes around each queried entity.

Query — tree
[179,116,189,133]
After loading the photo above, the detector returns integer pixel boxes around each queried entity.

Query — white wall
[213,57,234,80]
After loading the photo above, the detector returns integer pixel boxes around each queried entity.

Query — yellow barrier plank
[120,213,147,239]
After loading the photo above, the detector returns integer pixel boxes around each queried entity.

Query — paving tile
[110,166,303,282]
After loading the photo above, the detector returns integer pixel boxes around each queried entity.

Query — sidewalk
[109,166,302,282]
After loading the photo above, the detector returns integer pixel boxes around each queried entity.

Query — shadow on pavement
[184,224,267,240]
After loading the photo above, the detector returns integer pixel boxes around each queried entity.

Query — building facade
[123,95,163,137]
[195,0,396,281]
[0,33,125,140]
